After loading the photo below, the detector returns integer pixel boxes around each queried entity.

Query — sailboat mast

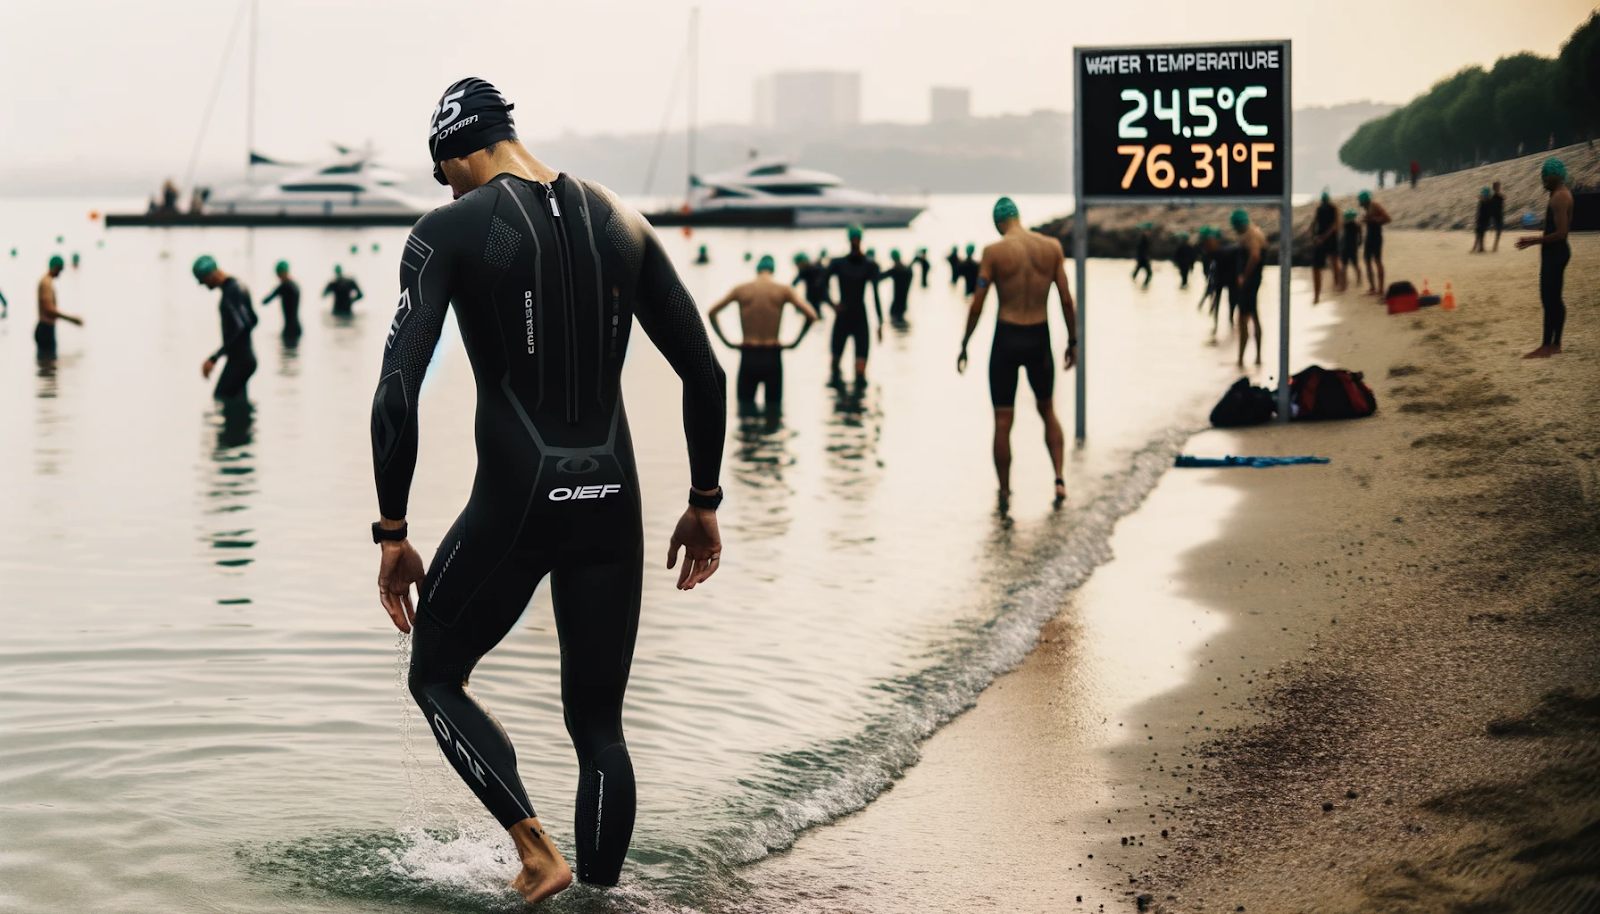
[246,0,257,182]
[687,6,698,197]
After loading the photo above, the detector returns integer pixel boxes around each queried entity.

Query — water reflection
[729,418,797,541]
[33,354,75,476]
[205,398,257,603]
[823,384,882,502]
[277,339,301,378]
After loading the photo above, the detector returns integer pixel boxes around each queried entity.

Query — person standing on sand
[1472,187,1492,254]
[708,254,819,419]
[1230,209,1267,368]
[1340,210,1363,290]
[1359,191,1391,297]
[1490,181,1506,252]
[1514,158,1574,359]
[35,255,84,359]
[1409,159,1421,188]
[914,248,931,288]
[1311,191,1342,301]
[957,197,1077,510]
[1132,223,1153,286]
[1172,232,1198,289]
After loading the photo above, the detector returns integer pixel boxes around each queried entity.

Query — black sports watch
[688,487,723,511]
[372,521,408,544]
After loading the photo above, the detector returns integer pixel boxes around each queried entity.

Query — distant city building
[754,71,861,132]
[930,86,971,122]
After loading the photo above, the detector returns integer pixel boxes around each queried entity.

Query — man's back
[729,276,793,345]
[984,230,1062,325]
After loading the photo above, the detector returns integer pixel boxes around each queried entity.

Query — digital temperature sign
[1075,41,1290,201]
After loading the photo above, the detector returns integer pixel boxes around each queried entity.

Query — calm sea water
[0,194,1332,913]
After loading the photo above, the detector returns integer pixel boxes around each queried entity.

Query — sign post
[1072,40,1293,441]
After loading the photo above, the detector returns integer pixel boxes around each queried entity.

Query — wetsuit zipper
[543,180,580,425]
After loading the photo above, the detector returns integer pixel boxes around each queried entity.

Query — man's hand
[1515,236,1538,250]
[877,325,884,342]
[1063,343,1077,371]
[378,539,426,633]
[667,505,721,591]
[956,347,968,375]
[201,358,216,379]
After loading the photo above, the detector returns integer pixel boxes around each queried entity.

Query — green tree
[1558,10,1600,137]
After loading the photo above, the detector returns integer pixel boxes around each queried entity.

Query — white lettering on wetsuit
[548,485,622,501]
[524,290,535,353]
[432,711,488,786]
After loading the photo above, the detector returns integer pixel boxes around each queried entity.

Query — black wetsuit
[885,262,914,321]
[1475,197,1492,237]
[913,252,930,288]
[1313,202,1339,268]
[1363,218,1383,259]
[990,320,1053,408]
[1132,234,1152,284]
[1341,221,1361,268]
[947,248,962,286]
[1173,242,1198,288]
[34,322,56,358]
[263,279,302,342]
[1208,244,1245,324]
[736,346,783,417]
[1489,193,1505,235]
[373,173,725,887]
[1540,199,1570,349]
[792,263,831,310]
[960,256,979,296]
[828,253,881,364]
[211,277,258,399]
[325,276,364,316]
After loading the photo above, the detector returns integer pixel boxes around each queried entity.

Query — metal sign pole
[1073,49,1088,444]
[1276,41,1294,422]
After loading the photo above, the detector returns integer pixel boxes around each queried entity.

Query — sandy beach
[750,226,1599,912]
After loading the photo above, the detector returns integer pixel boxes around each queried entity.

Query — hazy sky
[1,0,1591,181]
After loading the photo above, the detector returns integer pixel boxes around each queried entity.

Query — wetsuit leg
[830,316,850,362]
[1541,243,1570,348]
[34,323,56,359]
[213,352,257,399]
[1020,325,1055,404]
[550,549,643,886]
[408,525,549,832]
[736,350,761,416]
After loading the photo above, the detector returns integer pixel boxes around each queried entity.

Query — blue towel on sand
[1175,455,1330,468]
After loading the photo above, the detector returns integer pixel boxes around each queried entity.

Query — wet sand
[750,228,1599,912]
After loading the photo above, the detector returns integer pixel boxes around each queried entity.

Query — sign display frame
[1071,40,1293,440]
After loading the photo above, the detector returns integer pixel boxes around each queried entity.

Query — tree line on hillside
[1340,11,1599,181]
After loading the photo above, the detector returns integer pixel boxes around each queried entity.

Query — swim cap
[890,248,901,260]
[1138,221,1153,230]
[743,252,752,261]
[1358,191,1371,204]
[1344,209,1358,220]
[793,252,807,264]
[334,264,343,275]
[965,243,975,255]
[1479,187,1491,197]
[1229,209,1249,230]
[48,254,64,271]
[275,260,289,273]
[191,254,216,281]
[1542,158,1567,182]
[846,224,863,241]
[757,254,775,273]
[1176,232,1190,240]
[819,248,828,258]
[992,196,1020,225]
[428,77,518,184]
[1321,190,1330,202]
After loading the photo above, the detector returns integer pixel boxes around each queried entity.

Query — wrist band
[688,487,723,510]
[372,521,408,543]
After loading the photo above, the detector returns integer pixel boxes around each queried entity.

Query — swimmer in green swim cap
[705,250,819,419]
[263,259,302,344]
[35,253,84,358]
[1514,157,1574,358]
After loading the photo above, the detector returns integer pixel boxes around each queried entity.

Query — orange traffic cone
[1442,282,1456,310]
[1421,279,1431,296]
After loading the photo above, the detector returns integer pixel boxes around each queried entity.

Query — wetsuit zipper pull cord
[545,185,561,218]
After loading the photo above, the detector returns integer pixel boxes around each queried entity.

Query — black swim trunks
[989,320,1054,408]
[736,346,783,416]
[34,322,56,358]
[1313,237,1339,269]
[1364,223,1383,258]
[1236,269,1263,319]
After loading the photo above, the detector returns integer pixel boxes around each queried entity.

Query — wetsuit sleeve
[211,283,259,361]
[262,283,280,304]
[352,280,365,303]
[371,213,454,520]
[636,228,727,493]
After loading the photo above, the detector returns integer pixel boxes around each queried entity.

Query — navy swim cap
[429,77,518,184]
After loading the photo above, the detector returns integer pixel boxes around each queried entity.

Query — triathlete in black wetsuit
[1515,158,1574,358]
[946,246,962,286]
[913,248,931,288]
[960,244,980,295]
[885,249,914,323]
[1340,210,1362,288]
[262,260,302,343]
[1311,192,1342,300]
[1172,233,1197,289]
[372,78,726,905]
[194,255,258,400]
[791,252,832,314]
[1132,226,1153,286]
[826,225,883,385]
[324,266,363,316]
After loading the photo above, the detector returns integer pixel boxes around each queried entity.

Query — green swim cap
[1479,187,1491,197]
[48,254,64,271]
[819,248,828,258]
[1229,209,1249,230]
[1542,157,1567,182]
[757,254,775,273]
[275,260,289,274]
[1137,221,1153,230]
[992,196,1020,225]
[1358,190,1371,204]
[846,224,863,241]
[1321,190,1331,202]
[191,254,217,281]
[866,248,876,259]
[1176,231,1190,240]
[965,243,975,255]
[743,252,752,261]
[793,252,807,264]
[890,248,901,260]
[334,264,343,275]
[1344,209,1358,220]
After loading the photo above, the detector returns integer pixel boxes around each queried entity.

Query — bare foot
[1551,345,1562,355]
[507,818,573,904]
[997,489,1010,513]
[1053,478,1067,507]
[1523,346,1553,359]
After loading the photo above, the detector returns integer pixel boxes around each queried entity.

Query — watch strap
[688,487,723,510]
[372,521,408,543]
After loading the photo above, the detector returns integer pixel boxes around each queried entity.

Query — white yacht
[202,145,427,220]
[670,158,923,228]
